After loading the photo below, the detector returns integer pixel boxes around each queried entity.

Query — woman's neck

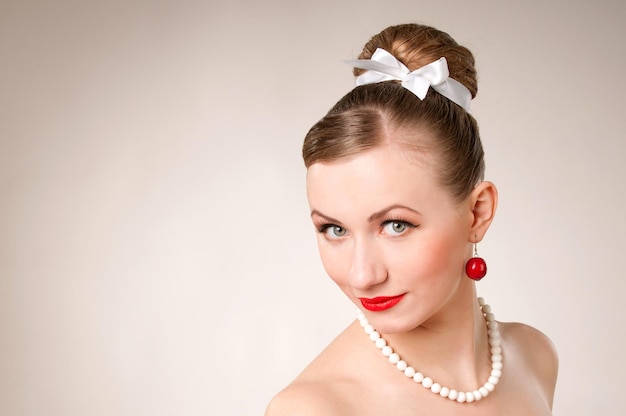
[381,284,492,391]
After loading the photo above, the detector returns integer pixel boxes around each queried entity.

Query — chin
[360,312,418,335]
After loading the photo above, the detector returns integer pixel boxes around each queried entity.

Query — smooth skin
[266,143,558,415]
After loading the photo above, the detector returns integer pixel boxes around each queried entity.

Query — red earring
[465,243,487,281]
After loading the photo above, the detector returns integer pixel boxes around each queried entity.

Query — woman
[266,23,558,415]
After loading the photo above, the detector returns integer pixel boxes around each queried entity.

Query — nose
[349,237,387,290]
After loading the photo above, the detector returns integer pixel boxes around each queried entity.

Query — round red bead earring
[465,243,487,281]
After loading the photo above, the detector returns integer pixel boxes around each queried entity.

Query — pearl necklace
[357,297,502,403]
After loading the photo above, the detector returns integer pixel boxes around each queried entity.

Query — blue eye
[382,220,413,235]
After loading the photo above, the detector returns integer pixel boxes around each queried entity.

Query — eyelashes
[382,219,416,235]
[315,219,418,239]
[317,224,347,239]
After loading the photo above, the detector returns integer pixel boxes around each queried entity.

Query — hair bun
[356,23,478,99]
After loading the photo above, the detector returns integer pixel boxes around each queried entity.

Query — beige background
[1,0,625,414]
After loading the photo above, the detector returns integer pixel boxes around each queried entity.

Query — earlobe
[468,181,498,242]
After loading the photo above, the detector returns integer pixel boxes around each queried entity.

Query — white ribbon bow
[345,48,471,111]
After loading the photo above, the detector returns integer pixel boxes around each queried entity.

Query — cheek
[316,239,351,288]
[387,231,465,283]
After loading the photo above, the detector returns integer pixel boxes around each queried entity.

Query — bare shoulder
[264,380,346,416]
[500,322,558,372]
[499,322,559,404]
[265,323,363,416]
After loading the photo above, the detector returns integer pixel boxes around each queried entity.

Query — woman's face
[306,143,475,333]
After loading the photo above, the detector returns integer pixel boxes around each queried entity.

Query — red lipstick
[359,294,405,312]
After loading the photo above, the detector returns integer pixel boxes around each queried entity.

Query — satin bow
[345,48,471,110]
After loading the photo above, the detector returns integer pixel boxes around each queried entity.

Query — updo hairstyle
[302,23,485,202]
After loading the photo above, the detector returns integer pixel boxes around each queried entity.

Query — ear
[468,181,498,242]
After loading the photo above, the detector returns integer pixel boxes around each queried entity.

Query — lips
[359,294,405,312]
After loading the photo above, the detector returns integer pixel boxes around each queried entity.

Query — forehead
[306,144,454,217]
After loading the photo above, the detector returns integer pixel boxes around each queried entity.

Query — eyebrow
[310,205,420,224]
[367,204,421,222]
[310,210,343,225]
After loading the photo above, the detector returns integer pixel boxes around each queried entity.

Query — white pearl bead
[488,331,500,340]
[422,377,433,388]
[473,390,482,400]
[357,298,502,405]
